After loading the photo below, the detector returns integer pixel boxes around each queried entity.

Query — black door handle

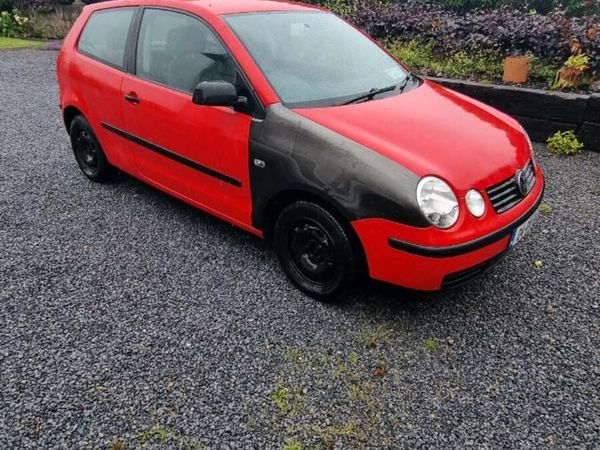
[124,93,140,104]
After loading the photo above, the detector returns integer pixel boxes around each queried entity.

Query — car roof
[189,0,321,15]
[89,0,322,16]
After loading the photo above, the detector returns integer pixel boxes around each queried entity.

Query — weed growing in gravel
[423,338,439,351]
[136,425,202,449]
[312,420,368,447]
[347,351,360,365]
[282,440,303,450]
[547,130,583,156]
[534,260,544,269]
[357,325,391,349]
[270,382,305,417]
[137,426,170,445]
[539,203,552,214]
[283,348,304,362]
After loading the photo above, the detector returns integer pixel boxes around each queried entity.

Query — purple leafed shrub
[349,0,600,69]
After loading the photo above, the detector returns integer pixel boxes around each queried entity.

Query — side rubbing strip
[101,122,242,187]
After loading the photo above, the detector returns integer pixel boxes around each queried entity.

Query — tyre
[273,201,362,301]
[69,115,117,182]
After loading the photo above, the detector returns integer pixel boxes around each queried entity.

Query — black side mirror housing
[192,81,247,111]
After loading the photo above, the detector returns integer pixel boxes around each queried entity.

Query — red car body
[57,0,544,294]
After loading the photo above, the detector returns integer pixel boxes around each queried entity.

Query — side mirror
[192,81,247,110]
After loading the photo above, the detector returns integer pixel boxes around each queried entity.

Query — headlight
[466,189,485,217]
[416,176,459,229]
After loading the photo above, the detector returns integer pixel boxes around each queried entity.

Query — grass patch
[357,325,391,349]
[313,420,368,446]
[0,36,44,49]
[270,382,305,417]
[282,348,304,362]
[423,338,439,351]
[137,426,170,446]
[282,440,302,450]
[136,425,202,449]
[539,203,552,214]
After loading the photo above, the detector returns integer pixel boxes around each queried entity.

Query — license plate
[509,211,538,249]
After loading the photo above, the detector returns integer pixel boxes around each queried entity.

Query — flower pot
[558,67,584,88]
[503,55,531,84]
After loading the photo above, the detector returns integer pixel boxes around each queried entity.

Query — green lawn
[0,37,45,50]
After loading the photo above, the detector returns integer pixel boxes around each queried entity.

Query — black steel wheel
[70,115,117,182]
[273,201,362,301]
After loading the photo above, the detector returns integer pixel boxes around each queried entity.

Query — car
[57,0,545,301]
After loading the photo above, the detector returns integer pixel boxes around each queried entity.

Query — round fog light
[466,190,485,217]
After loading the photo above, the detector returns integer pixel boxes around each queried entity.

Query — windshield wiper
[397,71,413,92]
[341,84,398,106]
[340,72,414,106]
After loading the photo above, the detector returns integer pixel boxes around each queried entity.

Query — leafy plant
[552,53,590,89]
[546,130,583,155]
[323,0,357,18]
[539,202,552,214]
[351,0,600,71]
[0,9,28,37]
[270,382,305,417]
[282,441,302,450]
[423,338,439,351]
[563,53,590,70]
[386,39,556,84]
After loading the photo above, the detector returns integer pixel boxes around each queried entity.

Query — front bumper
[352,171,545,291]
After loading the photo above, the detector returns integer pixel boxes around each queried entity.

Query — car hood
[293,80,531,195]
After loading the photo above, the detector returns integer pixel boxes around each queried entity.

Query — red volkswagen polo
[57,0,544,300]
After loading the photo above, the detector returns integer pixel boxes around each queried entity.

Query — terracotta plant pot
[503,55,531,84]
[558,67,584,88]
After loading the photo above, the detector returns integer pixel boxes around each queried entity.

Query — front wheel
[273,201,361,302]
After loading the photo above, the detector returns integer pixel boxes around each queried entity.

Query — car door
[74,7,137,174]
[118,8,255,228]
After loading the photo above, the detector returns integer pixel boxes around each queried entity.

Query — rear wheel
[70,115,117,182]
[273,201,361,301]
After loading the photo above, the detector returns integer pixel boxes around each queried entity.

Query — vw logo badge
[516,169,528,196]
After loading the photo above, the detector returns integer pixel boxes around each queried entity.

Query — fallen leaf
[373,362,389,378]
[33,418,41,437]
[110,441,124,450]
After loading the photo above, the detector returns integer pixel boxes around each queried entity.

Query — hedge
[348,0,600,70]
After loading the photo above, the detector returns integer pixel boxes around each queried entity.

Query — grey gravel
[1,50,600,450]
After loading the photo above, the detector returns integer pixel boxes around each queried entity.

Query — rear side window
[78,8,134,69]
[136,9,238,93]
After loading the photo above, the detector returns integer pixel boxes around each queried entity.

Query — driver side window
[136,9,237,93]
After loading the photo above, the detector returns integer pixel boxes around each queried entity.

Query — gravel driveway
[1,50,599,450]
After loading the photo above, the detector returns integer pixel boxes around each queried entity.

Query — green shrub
[385,39,557,84]
[323,0,358,17]
[546,130,583,155]
[0,9,28,37]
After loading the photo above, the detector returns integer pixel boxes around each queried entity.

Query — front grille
[442,250,508,289]
[486,160,536,214]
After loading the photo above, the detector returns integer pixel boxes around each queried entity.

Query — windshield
[224,11,409,108]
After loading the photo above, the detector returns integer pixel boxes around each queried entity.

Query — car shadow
[103,169,506,316]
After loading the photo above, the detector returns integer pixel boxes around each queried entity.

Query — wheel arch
[261,188,367,275]
[63,105,84,133]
